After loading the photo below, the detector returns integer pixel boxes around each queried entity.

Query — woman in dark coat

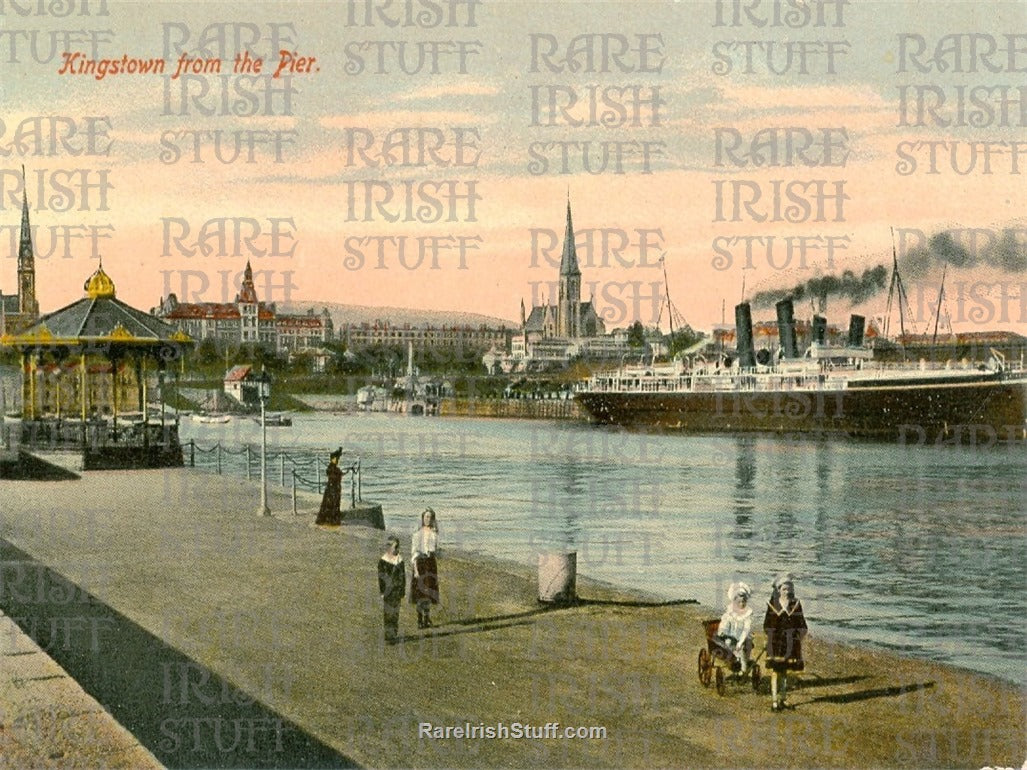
[410,508,439,628]
[316,448,343,525]
[763,573,807,711]
[377,536,405,643]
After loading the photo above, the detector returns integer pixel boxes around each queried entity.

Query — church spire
[17,165,38,318]
[559,198,580,278]
[18,165,33,271]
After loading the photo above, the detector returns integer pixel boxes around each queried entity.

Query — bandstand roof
[0,264,192,351]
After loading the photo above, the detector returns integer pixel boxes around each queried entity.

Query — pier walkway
[0,468,1023,768]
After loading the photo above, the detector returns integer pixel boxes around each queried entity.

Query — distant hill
[279,302,517,330]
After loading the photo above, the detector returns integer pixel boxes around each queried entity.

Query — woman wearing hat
[316,448,344,525]
[410,508,440,628]
[716,581,754,674]
[763,573,807,711]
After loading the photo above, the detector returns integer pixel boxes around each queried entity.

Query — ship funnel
[775,298,798,359]
[848,315,866,347]
[812,315,827,345]
[734,302,756,369]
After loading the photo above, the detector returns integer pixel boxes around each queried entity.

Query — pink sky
[2,0,1024,334]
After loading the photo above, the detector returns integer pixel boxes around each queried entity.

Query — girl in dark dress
[410,508,439,628]
[763,573,807,711]
[377,536,405,644]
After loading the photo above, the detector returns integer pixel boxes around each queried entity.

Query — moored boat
[191,413,232,424]
[254,413,292,427]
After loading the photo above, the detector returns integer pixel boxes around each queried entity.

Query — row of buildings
[152,262,336,355]
[4,184,657,374]
[148,200,638,371]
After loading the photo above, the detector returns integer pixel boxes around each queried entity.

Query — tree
[667,325,705,356]
[627,320,646,349]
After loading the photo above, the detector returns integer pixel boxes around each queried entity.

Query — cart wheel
[715,666,725,696]
[751,664,761,691]
[697,649,712,687]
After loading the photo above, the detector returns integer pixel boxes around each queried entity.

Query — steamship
[575,299,1027,443]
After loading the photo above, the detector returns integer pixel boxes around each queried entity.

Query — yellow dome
[84,262,116,298]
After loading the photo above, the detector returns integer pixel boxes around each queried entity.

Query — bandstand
[0,263,193,469]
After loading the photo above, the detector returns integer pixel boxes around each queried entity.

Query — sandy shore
[0,466,1024,768]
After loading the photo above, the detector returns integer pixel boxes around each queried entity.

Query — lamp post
[256,369,272,517]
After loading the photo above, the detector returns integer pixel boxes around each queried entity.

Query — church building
[485,201,617,373]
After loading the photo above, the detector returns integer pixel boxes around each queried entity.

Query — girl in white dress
[716,581,754,674]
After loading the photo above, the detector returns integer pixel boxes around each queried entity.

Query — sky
[1,0,1024,335]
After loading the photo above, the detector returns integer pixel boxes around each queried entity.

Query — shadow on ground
[0,451,79,481]
[0,539,357,769]
[805,681,936,705]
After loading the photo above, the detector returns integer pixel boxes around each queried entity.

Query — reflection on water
[182,413,1027,685]
[731,438,755,562]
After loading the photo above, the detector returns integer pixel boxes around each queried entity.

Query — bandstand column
[28,353,37,420]
[80,351,88,447]
[79,352,87,422]
[111,355,119,440]
[140,356,148,422]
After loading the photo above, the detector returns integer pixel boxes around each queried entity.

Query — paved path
[0,467,1024,768]
[0,609,161,769]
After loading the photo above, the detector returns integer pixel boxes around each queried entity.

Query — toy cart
[697,619,762,696]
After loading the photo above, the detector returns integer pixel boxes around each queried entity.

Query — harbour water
[181,412,1027,686]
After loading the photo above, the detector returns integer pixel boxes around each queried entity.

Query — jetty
[0,468,1023,768]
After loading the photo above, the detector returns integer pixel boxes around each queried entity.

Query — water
[182,412,1027,686]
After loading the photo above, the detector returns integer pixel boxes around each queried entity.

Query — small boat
[192,413,231,424]
[255,413,292,427]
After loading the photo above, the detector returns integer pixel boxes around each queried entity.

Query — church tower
[237,260,259,343]
[557,200,581,338]
[17,168,38,318]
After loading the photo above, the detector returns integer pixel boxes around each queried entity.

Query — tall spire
[559,198,580,278]
[18,165,33,271]
[17,165,38,318]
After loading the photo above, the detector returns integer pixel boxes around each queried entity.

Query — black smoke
[751,265,889,309]
[902,229,1027,279]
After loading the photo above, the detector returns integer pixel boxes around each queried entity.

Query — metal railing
[185,440,362,515]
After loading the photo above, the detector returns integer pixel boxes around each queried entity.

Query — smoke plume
[901,229,1027,278]
[751,265,889,310]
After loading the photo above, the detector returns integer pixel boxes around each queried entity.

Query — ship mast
[661,255,675,339]
[885,228,910,342]
[932,264,947,346]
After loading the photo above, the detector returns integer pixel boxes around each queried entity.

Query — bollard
[538,552,577,605]
[350,468,356,509]
[357,458,362,502]
[189,439,195,467]
[216,443,222,475]
[292,471,297,516]
[280,454,286,486]
[316,463,321,492]
[246,445,252,480]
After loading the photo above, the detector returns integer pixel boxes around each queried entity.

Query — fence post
[350,467,356,509]
[280,454,285,486]
[189,439,195,467]
[316,463,321,492]
[357,458,362,502]
[246,445,252,480]
[216,443,222,475]
[292,470,297,516]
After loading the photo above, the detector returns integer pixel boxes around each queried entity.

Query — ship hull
[575,377,1027,444]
